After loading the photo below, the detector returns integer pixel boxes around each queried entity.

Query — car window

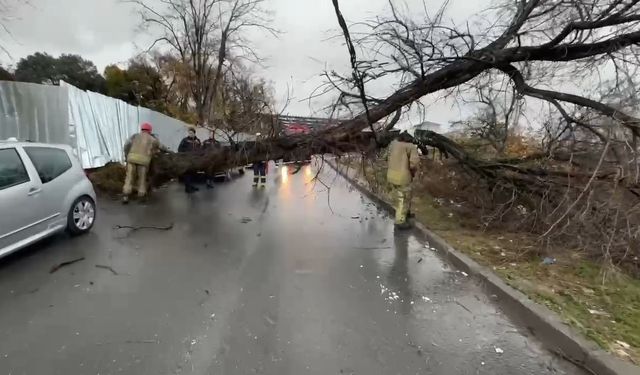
[0,148,30,190]
[24,147,72,184]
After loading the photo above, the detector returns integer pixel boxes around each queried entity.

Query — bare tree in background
[453,72,523,155]
[128,0,276,124]
[212,68,275,142]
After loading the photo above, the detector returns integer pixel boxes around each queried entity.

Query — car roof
[0,140,72,151]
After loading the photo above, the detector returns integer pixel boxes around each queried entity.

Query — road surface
[0,163,584,374]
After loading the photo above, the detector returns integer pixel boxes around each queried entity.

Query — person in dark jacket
[178,127,202,193]
[178,127,202,152]
[202,131,221,188]
[202,131,220,150]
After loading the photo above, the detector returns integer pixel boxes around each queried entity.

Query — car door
[0,147,46,255]
[22,146,75,230]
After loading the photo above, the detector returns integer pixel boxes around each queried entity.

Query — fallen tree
[112,0,640,186]
[91,0,640,275]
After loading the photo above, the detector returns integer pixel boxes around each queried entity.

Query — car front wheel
[67,196,96,236]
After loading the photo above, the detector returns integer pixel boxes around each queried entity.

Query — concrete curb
[328,161,639,375]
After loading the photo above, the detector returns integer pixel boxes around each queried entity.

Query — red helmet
[141,122,153,132]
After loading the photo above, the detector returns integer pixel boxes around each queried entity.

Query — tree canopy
[15,53,106,93]
[104,59,168,114]
[0,66,14,81]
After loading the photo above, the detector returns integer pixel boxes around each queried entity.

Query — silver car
[0,141,97,258]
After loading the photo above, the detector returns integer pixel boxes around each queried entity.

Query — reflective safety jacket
[124,132,165,166]
[386,140,420,186]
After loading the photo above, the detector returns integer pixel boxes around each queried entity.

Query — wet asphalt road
[0,163,584,375]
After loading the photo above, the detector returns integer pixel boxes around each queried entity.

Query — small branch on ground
[95,265,119,276]
[114,224,175,232]
[49,257,85,274]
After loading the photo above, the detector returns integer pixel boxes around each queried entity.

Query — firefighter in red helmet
[122,122,169,204]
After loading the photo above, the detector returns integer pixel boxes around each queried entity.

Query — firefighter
[122,122,168,204]
[178,127,202,193]
[252,161,267,187]
[387,131,420,229]
[252,132,268,187]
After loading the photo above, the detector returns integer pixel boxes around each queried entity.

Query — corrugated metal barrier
[0,80,205,168]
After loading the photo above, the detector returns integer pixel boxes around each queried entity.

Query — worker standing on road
[252,133,268,187]
[178,127,202,193]
[252,161,267,187]
[122,122,168,204]
[387,131,420,229]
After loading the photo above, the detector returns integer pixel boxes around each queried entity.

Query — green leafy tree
[15,52,106,93]
[0,66,14,81]
[104,58,168,113]
[104,65,133,102]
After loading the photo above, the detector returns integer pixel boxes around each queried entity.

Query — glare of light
[281,166,289,183]
[305,165,312,177]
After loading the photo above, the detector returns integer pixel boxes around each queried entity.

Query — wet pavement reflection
[0,162,585,374]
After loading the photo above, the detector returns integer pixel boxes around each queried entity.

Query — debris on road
[455,300,473,314]
[114,223,174,232]
[417,258,423,263]
[264,315,276,326]
[125,339,158,344]
[113,223,174,238]
[95,265,119,275]
[351,215,360,219]
[240,217,253,223]
[495,347,504,354]
[425,243,437,251]
[49,257,85,274]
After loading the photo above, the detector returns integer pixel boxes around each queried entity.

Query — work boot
[394,222,411,230]
[206,180,215,189]
[122,196,129,205]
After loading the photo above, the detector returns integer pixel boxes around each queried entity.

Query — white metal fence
[0,80,206,168]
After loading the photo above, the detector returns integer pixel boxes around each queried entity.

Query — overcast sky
[1,0,491,127]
